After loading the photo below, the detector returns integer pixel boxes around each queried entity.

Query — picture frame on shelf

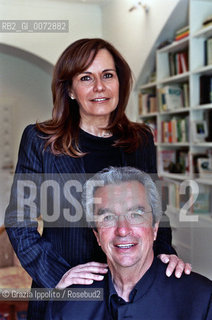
[197,158,212,178]
[192,120,208,143]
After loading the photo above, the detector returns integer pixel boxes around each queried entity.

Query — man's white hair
[82,166,162,227]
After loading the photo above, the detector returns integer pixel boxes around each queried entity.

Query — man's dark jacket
[45,258,212,320]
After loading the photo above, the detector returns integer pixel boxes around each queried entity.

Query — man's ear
[93,229,101,247]
[153,222,159,241]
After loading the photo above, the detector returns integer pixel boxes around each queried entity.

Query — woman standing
[5,38,191,319]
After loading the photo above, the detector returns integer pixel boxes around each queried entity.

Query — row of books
[169,49,189,76]
[158,83,189,112]
[139,75,209,113]
[138,92,157,115]
[174,25,189,41]
[166,180,211,214]
[204,38,212,66]
[161,116,189,143]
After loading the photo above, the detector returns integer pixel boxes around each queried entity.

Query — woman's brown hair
[36,38,151,157]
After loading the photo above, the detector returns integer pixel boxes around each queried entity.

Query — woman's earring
[70,94,75,100]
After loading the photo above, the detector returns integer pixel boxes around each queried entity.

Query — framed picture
[197,158,212,178]
[192,120,208,143]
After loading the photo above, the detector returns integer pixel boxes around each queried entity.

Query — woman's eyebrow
[80,68,116,74]
[102,68,116,72]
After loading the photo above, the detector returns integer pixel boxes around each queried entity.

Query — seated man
[46,167,212,320]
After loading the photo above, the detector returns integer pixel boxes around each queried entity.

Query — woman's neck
[80,116,112,137]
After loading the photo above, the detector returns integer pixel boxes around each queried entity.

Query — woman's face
[70,49,119,123]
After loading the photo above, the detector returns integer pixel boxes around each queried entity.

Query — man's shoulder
[156,258,212,292]
[45,280,109,320]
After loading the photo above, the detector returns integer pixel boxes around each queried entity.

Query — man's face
[93,181,158,270]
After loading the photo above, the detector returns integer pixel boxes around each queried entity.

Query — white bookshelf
[137,0,212,279]
[138,0,212,181]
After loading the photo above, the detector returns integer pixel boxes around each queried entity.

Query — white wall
[0,0,102,64]
[102,0,180,79]
[0,52,53,225]
[101,0,180,120]
[0,52,52,160]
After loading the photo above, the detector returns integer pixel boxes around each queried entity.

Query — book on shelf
[206,110,212,142]
[161,120,169,143]
[169,53,176,76]
[204,37,212,66]
[178,150,189,175]
[176,25,189,35]
[200,75,212,105]
[175,25,189,41]
[180,51,188,73]
[138,92,157,115]
[158,85,184,112]
[175,31,189,41]
[148,71,156,83]
[168,50,188,76]
[169,180,190,210]
[161,116,189,143]
[168,181,180,208]
[180,116,189,142]
[182,82,189,107]
[203,14,212,27]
